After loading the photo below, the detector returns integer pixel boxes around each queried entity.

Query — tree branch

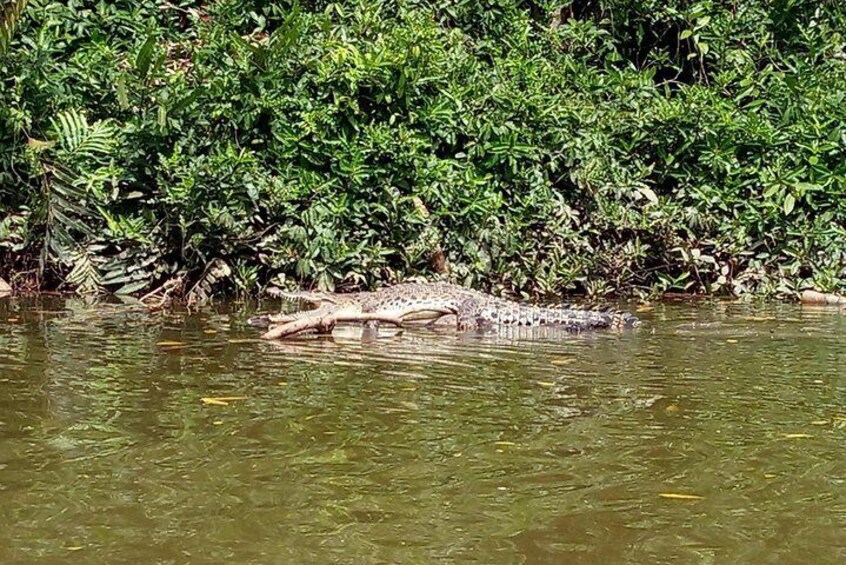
[260,313,406,340]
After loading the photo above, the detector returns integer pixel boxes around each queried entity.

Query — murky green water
[0,296,844,563]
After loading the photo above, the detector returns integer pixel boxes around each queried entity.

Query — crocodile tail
[542,304,640,329]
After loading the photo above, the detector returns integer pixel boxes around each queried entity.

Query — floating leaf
[550,357,575,366]
[202,398,229,406]
[156,341,186,346]
[201,396,247,406]
[783,433,812,439]
[659,493,704,500]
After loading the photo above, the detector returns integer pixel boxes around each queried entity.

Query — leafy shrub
[1,1,845,298]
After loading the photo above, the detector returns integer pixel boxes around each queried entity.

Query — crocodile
[249,282,639,339]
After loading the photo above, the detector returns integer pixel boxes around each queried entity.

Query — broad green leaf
[136,34,157,79]
[783,193,795,215]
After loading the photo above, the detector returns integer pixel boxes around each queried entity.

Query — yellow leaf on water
[212,420,223,425]
[494,441,516,446]
[659,493,704,500]
[156,341,186,346]
[726,339,738,343]
[203,329,218,334]
[550,358,575,366]
[7,317,20,323]
[202,398,229,406]
[399,401,420,411]
[67,546,84,551]
[810,420,829,426]
[783,433,812,439]
[201,396,247,406]
[764,474,776,479]
[536,381,556,387]
[635,305,654,312]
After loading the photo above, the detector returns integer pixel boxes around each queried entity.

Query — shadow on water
[0,296,844,563]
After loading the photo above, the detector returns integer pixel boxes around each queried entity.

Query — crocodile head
[247,288,363,326]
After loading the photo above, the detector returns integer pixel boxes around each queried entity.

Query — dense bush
[2,1,845,299]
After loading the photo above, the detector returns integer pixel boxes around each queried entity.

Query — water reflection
[0,296,844,562]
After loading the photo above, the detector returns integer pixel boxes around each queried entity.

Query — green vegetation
[2,1,845,299]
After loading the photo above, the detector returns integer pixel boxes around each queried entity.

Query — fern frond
[50,109,115,159]
[0,0,29,55]
[36,109,117,273]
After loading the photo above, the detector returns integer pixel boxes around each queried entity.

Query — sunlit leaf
[783,193,795,215]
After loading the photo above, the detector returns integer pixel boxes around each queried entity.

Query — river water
[0,296,844,563]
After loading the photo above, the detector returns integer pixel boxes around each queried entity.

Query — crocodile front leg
[456,298,488,331]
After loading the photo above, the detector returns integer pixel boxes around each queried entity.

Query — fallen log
[261,313,406,340]
[800,290,846,305]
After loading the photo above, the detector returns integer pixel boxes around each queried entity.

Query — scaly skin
[249,282,639,333]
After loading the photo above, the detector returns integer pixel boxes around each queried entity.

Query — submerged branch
[261,313,406,340]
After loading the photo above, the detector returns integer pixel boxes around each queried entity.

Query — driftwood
[800,290,846,305]
[261,313,406,340]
